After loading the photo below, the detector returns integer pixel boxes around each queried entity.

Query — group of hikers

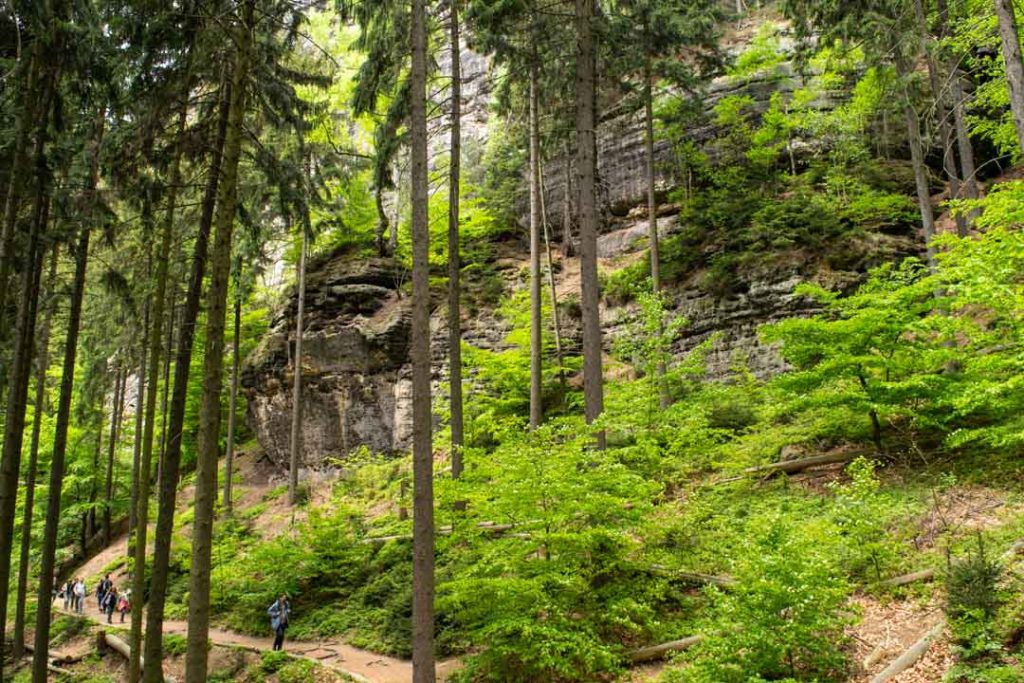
[56,573,292,651]
[57,573,130,624]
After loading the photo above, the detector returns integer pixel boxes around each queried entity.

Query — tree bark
[185,6,252,678]
[995,0,1024,152]
[448,0,465,477]
[898,62,938,272]
[12,244,58,660]
[126,304,149,562]
[529,58,544,430]
[144,71,231,683]
[288,219,307,506]
[31,222,93,683]
[576,0,605,448]
[128,96,186,683]
[644,56,669,409]
[539,168,566,400]
[104,365,127,546]
[913,0,966,236]
[0,86,58,673]
[411,0,436,679]
[562,142,573,258]
[0,50,40,343]
[223,293,241,515]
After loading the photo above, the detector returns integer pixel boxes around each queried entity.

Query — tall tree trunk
[104,365,127,546]
[411,0,435,679]
[87,401,104,542]
[375,188,390,257]
[223,292,241,515]
[0,51,40,343]
[12,244,58,660]
[448,0,465,477]
[562,142,573,258]
[0,83,57,670]
[185,7,253,678]
[31,222,93,683]
[529,58,543,430]
[143,71,231,683]
[914,0,967,236]
[157,289,178,469]
[576,0,605,448]
[995,0,1024,152]
[539,168,566,401]
[644,56,669,409]
[288,220,307,506]
[899,71,939,271]
[937,0,980,232]
[128,96,185,680]
[126,304,149,562]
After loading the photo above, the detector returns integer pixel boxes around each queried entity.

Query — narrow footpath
[54,606,459,683]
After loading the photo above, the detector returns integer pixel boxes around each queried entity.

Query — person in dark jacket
[101,587,118,624]
[267,594,291,651]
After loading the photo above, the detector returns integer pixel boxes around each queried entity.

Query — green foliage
[163,633,188,656]
[828,457,901,583]
[670,519,852,682]
[259,650,290,673]
[276,658,317,683]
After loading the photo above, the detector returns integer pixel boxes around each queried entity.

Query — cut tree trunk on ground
[869,619,945,683]
[628,635,703,663]
[98,631,176,683]
[881,568,935,587]
[743,451,865,476]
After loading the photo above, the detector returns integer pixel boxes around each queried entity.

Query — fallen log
[868,619,945,683]
[743,451,865,476]
[880,568,935,587]
[648,565,736,589]
[628,635,704,663]
[98,631,176,683]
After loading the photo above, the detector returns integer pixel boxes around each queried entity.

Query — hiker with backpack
[101,587,118,624]
[267,594,291,651]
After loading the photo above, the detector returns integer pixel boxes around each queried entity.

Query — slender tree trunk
[529,59,544,430]
[576,0,605,448]
[288,221,307,506]
[899,70,939,271]
[223,293,241,515]
[12,244,58,659]
[104,365,126,546]
[144,72,231,683]
[185,8,252,678]
[448,0,465,477]
[411,0,435,678]
[995,0,1024,152]
[0,84,56,671]
[644,56,670,409]
[914,0,967,236]
[127,305,149,562]
[87,397,105,543]
[539,167,567,401]
[128,95,185,680]
[375,189,390,257]
[31,222,92,683]
[157,290,177,471]
[562,142,573,258]
[0,52,39,343]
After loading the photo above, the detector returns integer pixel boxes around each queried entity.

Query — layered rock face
[241,252,414,465]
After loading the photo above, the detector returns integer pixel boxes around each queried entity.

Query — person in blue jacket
[267,594,291,651]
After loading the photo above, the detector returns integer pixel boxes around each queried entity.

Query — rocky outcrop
[241,252,414,465]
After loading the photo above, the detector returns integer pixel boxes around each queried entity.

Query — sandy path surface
[54,607,459,682]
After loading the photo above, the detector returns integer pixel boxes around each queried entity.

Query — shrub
[259,650,289,673]
[669,519,852,682]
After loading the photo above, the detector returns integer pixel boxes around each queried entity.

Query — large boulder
[242,251,413,467]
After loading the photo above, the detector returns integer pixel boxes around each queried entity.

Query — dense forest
[1,0,1024,681]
